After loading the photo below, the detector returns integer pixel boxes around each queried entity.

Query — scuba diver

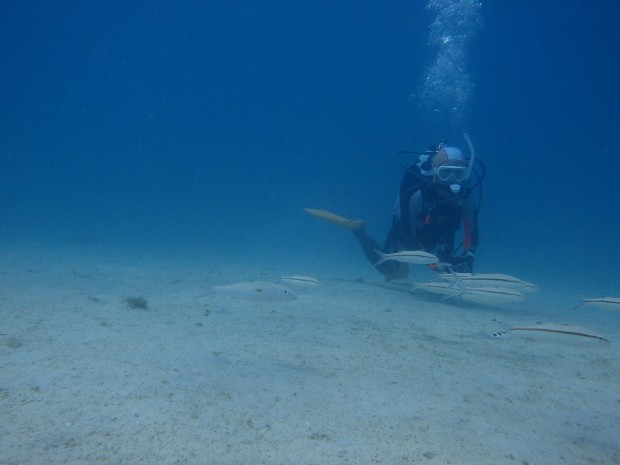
[305,134,482,280]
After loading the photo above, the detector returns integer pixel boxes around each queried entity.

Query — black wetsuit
[353,165,479,280]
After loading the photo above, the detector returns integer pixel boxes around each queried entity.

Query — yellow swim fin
[304,208,366,230]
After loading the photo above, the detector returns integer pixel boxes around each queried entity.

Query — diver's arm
[461,193,478,255]
[444,194,478,273]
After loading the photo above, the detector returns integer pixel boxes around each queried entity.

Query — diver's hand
[450,253,474,273]
[431,262,454,274]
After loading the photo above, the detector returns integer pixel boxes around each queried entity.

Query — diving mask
[434,163,470,184]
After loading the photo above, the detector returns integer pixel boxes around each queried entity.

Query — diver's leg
[351,229,383,266]
[379,222,409,280]
[352,224,409,280]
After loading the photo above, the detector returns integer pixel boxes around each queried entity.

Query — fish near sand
[574,296,620,311]
[374,249,439,266]
[414,282,524,304]
[456,287,526,304]
[491,323,610,346]
[208,281,297,302]
[435,272,539,293]
[280,275,320,286]
[413,281,464,297]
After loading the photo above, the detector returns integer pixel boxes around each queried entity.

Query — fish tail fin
[490,330,512,339]
[572,292,586,310]
[373,249,386,266]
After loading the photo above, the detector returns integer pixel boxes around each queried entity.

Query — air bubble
[418,0,483,128]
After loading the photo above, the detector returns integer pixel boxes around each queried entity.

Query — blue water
[2,1,619,290]
[2,4,620,464]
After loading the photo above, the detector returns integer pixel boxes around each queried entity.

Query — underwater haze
[2,0,620,288]
[2,3,620,465]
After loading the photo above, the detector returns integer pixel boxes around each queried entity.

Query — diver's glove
[450,251,474,274]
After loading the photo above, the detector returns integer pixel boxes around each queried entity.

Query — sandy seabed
[1,244,619,465]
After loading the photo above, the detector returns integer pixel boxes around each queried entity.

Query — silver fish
[456,286,526,304]
[492,323,610,344]
[415,282,525,304]
[413,281,463,297]
[280,275,320,286]
[209,281,297,302]
[374,249,439,266]
[435,272,539,293]
[576,296,620,311]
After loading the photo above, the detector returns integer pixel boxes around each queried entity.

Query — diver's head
[432,146,469,194]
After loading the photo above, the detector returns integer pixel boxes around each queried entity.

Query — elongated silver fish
[435,272,538,293]
[208,281,297,302]
[280,275,320,286]
[456,286,526,304]
[415,281,525,304]
[374,249,439,266]
[492,323,610,345]
[413,281,463,296]
[576,296,620,311]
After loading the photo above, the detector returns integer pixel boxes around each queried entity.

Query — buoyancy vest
[395,164,433,233]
